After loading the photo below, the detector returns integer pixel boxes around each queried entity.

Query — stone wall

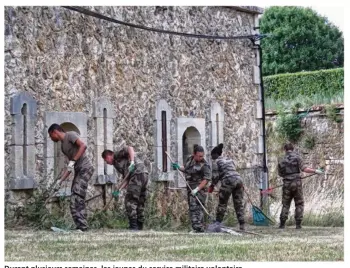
[265,106,344,224]
[4,6,264,226]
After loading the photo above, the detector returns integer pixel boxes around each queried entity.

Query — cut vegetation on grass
[5,227,343,261]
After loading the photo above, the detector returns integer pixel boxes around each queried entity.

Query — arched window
[9,92,37,190]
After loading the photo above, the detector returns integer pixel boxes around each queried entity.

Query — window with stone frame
[155,99,172,180]
[9,92,37,190]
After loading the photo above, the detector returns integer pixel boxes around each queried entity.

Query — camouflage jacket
[211,156,241,186]
[183,156,212,188]
[278,151,306,180]
[113,146,147,178]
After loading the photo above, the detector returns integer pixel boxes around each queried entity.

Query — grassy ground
[265,91,343,111]
[5,226,343,261]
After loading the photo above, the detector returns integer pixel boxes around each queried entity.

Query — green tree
[260,6,344,76]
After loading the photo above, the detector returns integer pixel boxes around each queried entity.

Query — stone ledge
[266,103,344,116]
[153,171,175,182]
[95,174,117,185]
[8,177,37,190]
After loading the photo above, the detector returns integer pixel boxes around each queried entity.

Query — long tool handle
[102,171,130,211]
[165,151,211,217]
[85,193,103,203]
[262,172,319,195]
[44,170,66,205]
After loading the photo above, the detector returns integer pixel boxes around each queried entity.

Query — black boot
[239,222,246,231]
[129,219,138,231]
[137,220,144,230]
[279,220,286,229]
[296,221,302,229]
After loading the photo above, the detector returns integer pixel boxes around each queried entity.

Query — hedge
[263,68,344,100]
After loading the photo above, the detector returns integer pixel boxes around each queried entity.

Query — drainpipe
[257,44,269,210]
[249,32,270,210]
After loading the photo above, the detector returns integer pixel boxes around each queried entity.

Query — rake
[165,151,261,236]
[243,186,275,226]
[260,173,320,196]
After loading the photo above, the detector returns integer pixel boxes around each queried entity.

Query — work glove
[191,187,199,196]
[172,163,180,170]
[208,185,214,193]
[128,161,135,172]
[67,161,75,172]
[315,168,324,174]
[112,190,120,199]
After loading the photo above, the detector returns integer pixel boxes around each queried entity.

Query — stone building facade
[4,6,265,221]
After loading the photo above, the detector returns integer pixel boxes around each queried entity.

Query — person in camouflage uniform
[48,124,94,232]
[208,143,246,231]
[102,145,148,231]
[172,145,211,233]
[278,143,324,229]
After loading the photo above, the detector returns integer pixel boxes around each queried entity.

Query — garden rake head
[251,205,275,226]
[243,186,276,226]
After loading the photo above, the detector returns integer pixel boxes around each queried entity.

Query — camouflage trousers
[125,173,148,223]
[70,166,94,230]
[216,177,245,224]
[280,179,304,223]
[187,187,207,232]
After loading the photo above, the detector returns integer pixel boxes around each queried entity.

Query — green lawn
[5,226,343,261]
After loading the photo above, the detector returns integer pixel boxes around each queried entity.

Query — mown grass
[5,226,343,261]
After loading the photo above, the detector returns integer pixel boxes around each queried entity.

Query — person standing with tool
[171,145,211,233]
[278,143,324,229]
[208,143,246,231]
[48,124,94,232]
[102,145,148,231]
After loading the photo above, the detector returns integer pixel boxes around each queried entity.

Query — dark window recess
[216,113,219,145]
[103,108,107,175]
[21,103,27,176]
[161,111,167,172]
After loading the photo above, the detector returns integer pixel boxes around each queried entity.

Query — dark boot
[239,222,246,231]
[129,219,138,231]
[137,220,144,230]
[296,221,302,229]
[279,220,286,229]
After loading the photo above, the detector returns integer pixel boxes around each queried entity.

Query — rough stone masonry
[4,6,265,222]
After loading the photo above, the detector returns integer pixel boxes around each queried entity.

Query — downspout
[257,44,269,209]
[249,32,270,210]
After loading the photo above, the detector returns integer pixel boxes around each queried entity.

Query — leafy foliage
[264,68,344,101]
[325,104,343,123]
[302,135,316,150]
[20,191,73,230]
[260,6,344,76]
[275,112,303,142]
